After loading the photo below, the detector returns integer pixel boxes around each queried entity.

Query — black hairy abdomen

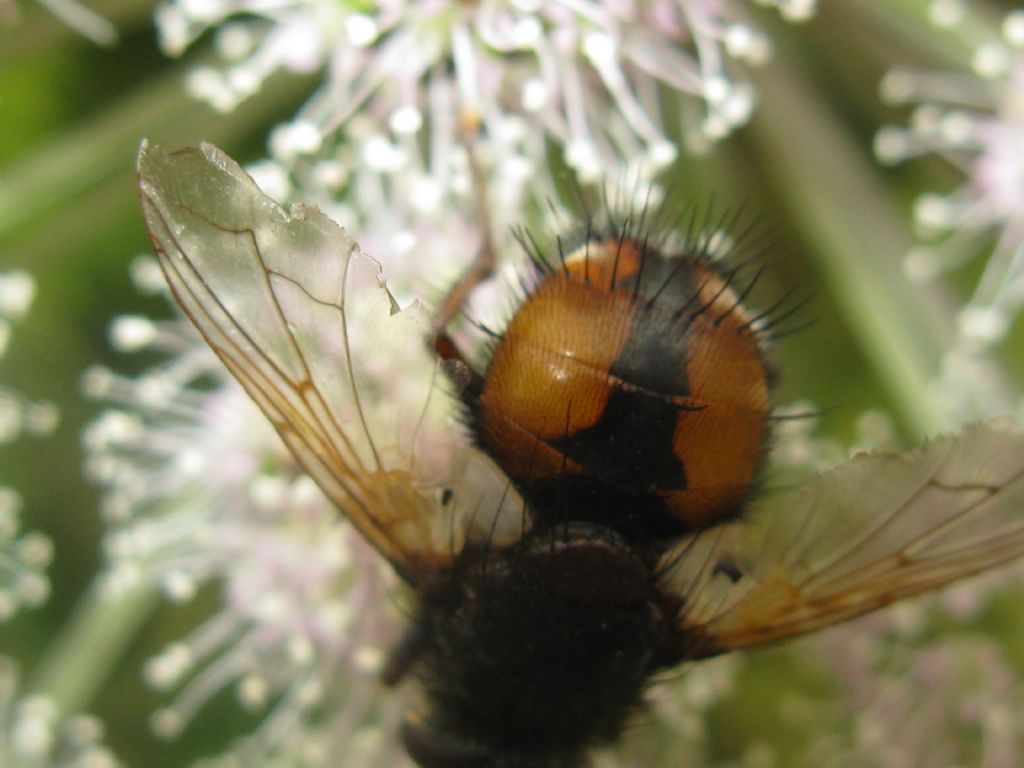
[411,550,656,766]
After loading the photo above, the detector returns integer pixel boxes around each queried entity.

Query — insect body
[138,142,1024,768]
[461,232,771,538]
[402,523,669,767]
[395,215,774,766]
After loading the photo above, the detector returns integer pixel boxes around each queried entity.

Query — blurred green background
[2,1,1023,766]
[2,3,318,763]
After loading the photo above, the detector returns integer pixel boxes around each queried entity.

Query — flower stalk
[748,25,1016,436]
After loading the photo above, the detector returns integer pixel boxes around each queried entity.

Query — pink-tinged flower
[157,0,813,187]
[0,271,56,621]
[804,582,1024,768]
[876,11,1024,350]
[0,656,121,768]
[83,257,405,765]
[155,2,817,339]
[147,0,810,324]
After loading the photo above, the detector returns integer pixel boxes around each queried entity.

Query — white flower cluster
[0,488,52,623]
[83,257,403,766]
[0,272,58,446]
[152,0,817,310]
[157,0,814,164]
[804,589,1024,768]
[876,10,1024,350]
[0,271,56,622]
[0,656,120,768]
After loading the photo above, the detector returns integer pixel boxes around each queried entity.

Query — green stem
[25,580,159,717]
[747,46,961,438]
[837,0,1001,63]
[0,0,153,60]
[0,60,310,244]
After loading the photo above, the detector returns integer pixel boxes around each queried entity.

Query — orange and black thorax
[465,235,771,540]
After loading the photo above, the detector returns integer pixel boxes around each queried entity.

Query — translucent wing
[663,420,1024,656]
[137,141,521,583]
